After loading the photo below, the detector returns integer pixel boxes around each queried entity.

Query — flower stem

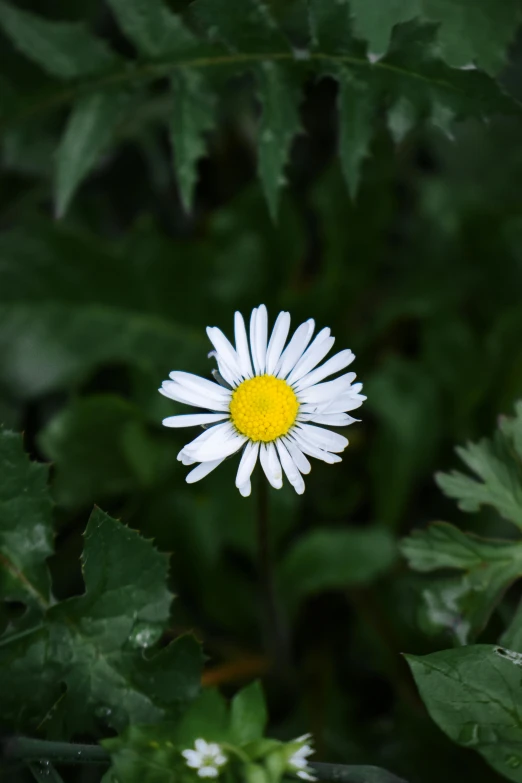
[256,474,290,674]
[1,737,109,766]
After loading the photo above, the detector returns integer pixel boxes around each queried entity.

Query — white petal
[163,413,229,428]
[235,441,260,488]
[178,423,227,460]
[276,319,315,379]
[208,350,240,388]
[186,426,247,462]
[255,304,268,375]
[238,480,252,497]
[160,382,230,412]
[198,767,219,778]
[259,442,283,489]
[322,393,366,414]
[249,308,260,375]
[206,744,222,758]
[291,430,342,464]
[294,349,355,392]
[265,311,291,375]
[296,771,317,781]
[195,740,210,754]
[206,327,241,377]
[298,373,357,404]
[276,440,305,494]
[235,311,254,379]
[168,371,231,401]
[186,458,225,483]
[283,436,311,474]
[297,413,358,427]
[182,750,201,767]
[296,423,348,453]
[351,382,363,394]
[286,328,334,385]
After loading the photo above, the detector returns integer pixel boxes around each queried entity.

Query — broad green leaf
[436,408,522,529]
[256,62,302,220]
[191,0,290,53]
[337,70,376,198]
[169,69,216,211]
[107,0,197,57]
[0,429,52,613]
[39,395,166,508]
[55,91,129,218]
[501,600,522,653]
[0,508,202,735]
[278,527,397,613]
[0,2,117,79]
[407,645,522,782]
[401,522,522,643]
[174,688,230,746]
[230,681,267,744]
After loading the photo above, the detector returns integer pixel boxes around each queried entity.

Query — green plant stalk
[256,473,290,673]
[2,739,408,782]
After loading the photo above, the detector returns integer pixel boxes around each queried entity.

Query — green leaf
[422,0,521,74]
[256,62,302,220]
[103,723,183,783]
[406,645,522,782]
[401,522,522,643]
[0,2,117,79]
[191,0,290,53]
[0,507,202,735]
[337,70,376,198]
[38,395,165,508]
[349,0,420,55]
[230,681,268,744]
[278,527,397,614]
[310,765,408,783]
[308,0,357,54]
[107,0,198,58]
[436,405,522,529]
[55,90,129,218]
[349,0,521,74]
[169,69,216,211]
[0,429,52,613]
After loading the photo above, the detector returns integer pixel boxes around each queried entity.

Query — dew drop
[129,622,162,649]
[506,755,521,769]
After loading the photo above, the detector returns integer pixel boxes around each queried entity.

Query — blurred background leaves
[2,1,522,782]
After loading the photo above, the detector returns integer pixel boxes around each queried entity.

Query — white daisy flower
[160,305,365,497]
[287,734,316,781]
[181,738,228,778]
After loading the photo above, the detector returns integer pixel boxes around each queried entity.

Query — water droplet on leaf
[129,622,162,649]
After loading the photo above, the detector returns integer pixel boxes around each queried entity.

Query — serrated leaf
[256,62,302,220]
[230,681,267,744]
[278,527,397,614]
[0,2,117,79]
[0,507,202,735]
[191,0,290,53]
[406,645,522,782]
[422,0,521,75]
[401,522,522,643]
[55,90,129,218]
[349,0,420,56]
[0,429,52,613]
[39,395,162,508]
[107,0,198,58]
[169,69,216,211]
[337,70,376,198]
[436,408,522,529]
[349,0,521,73]
[308,0,357,54]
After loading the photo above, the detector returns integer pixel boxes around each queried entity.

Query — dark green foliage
[2,2,522,782]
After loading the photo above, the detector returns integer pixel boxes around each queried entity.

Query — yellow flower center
[229,375,299,442]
